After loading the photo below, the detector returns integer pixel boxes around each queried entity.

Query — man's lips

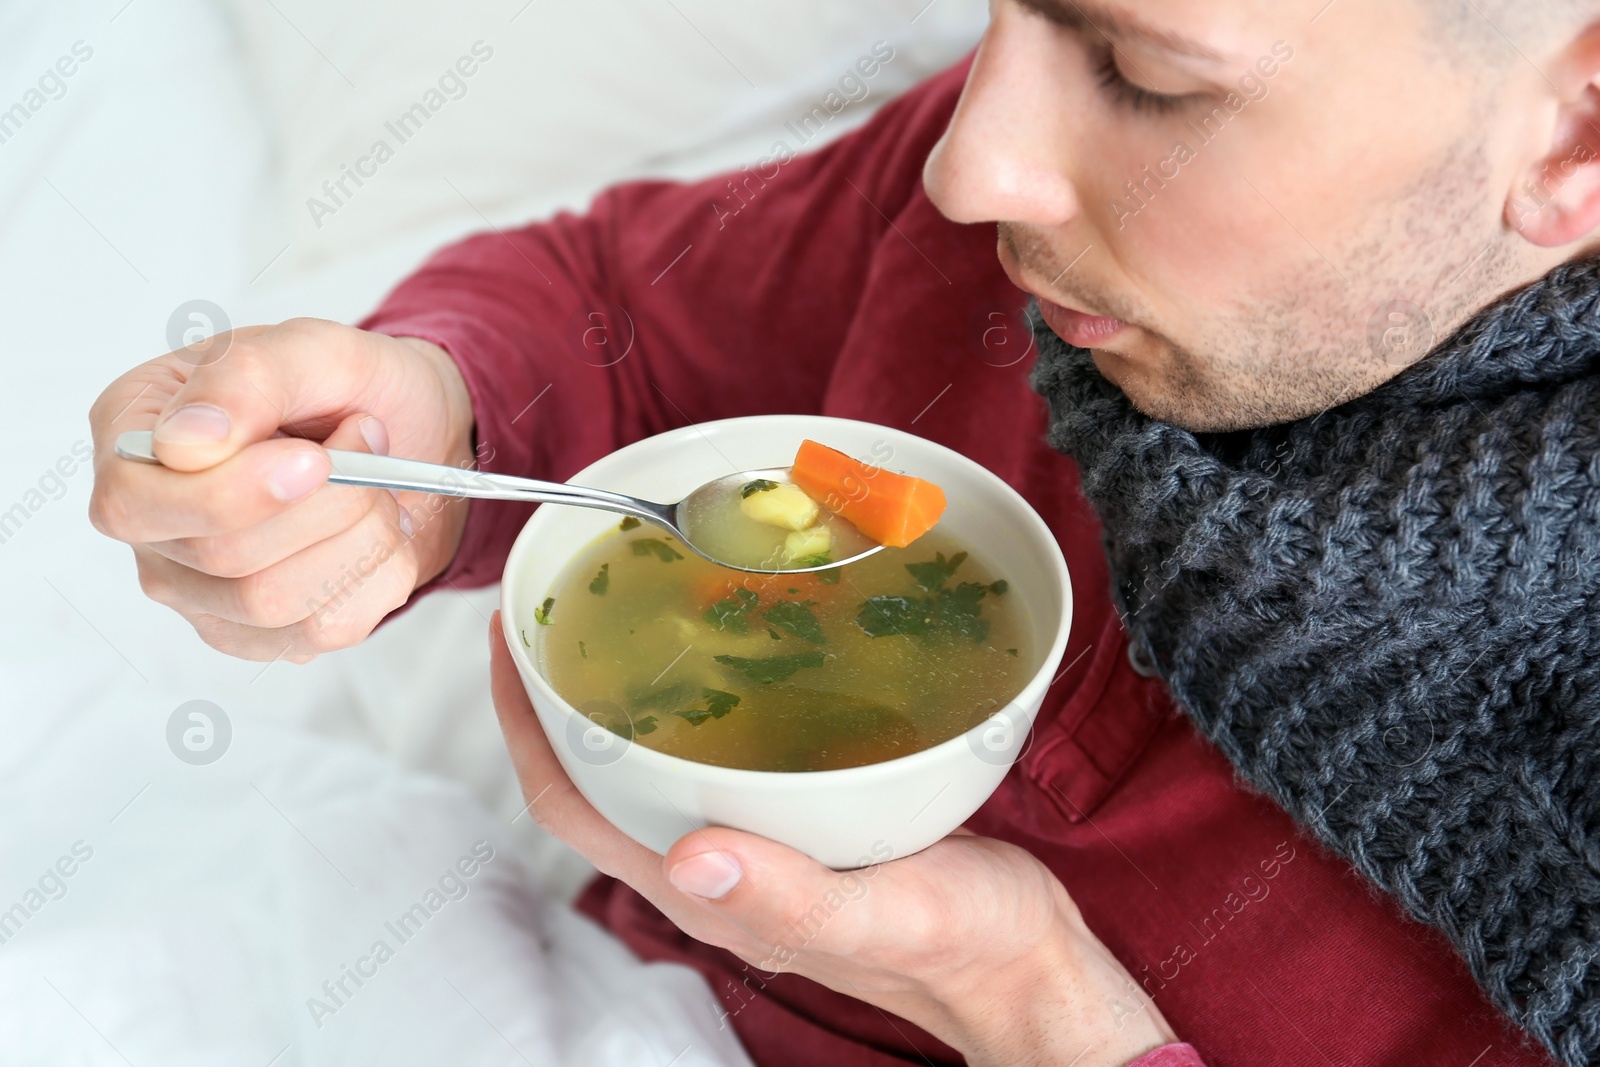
[1036,297,1127,349]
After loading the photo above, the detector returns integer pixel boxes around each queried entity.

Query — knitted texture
[1028,262,1600,1066]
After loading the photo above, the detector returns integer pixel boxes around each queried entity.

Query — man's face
[924,0,1557,431]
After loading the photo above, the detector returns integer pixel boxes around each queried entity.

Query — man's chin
[1116,375,1351,434]
[1091,349,1266,433]
[1086,349,1196,428]
[1032,301,1305,433]
[1066,322,1386,433]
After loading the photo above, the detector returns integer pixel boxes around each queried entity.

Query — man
[87,1,1600,1063]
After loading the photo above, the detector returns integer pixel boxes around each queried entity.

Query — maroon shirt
[363,60,1552,1067]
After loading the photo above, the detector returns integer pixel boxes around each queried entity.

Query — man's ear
[1508,28,1600,247]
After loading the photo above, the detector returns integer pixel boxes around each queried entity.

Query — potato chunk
[740,481,820,531]
[782,524,833,562]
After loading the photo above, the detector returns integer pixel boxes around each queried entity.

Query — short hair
[1428,1,1598,64]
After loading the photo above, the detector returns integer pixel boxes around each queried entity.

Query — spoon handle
[113,430,675,525]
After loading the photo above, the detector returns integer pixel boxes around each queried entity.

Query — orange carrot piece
[690,570,776,612]
[789,439,946,548]
[690,569,842,613]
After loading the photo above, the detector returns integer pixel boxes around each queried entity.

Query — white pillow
[219,0,987,277]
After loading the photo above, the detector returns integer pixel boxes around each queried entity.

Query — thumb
[148,321,355,470]
[664,827,867,946]
[149,323,316,472]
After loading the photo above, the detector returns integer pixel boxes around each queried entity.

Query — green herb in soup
[630,537,685,562]
[739,478,780,498]
[533,527,1031,772]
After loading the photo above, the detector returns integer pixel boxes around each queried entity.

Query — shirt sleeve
[1128,1044,1206,1066]
[357,62,969,612]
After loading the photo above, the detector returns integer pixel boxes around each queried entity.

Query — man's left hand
[488,613,1177,1067]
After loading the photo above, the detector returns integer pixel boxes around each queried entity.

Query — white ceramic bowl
[500,415,1072,869]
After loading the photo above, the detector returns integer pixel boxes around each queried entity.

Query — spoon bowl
[674,465,883,574]
[113,429,883,574]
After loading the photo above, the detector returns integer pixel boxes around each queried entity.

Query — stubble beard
[1011,137,1527,433]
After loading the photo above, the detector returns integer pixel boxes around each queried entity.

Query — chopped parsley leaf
[856,595,932,637]
[533,597,556,625]
[630,537,684,562]
[763,599,826,644]
[628,680,695,712]
[618,516,641,531]
[704,587,759,633]
[936,582,992,642]
[905,550,968,592]
[740,478,780,498]
[714,651,826,684]
[676,687,741,726]
[609,711,657,741]
[588,563,610,595]
[856,579,994,642]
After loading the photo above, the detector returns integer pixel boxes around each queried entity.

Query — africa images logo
[0,40,93,148]
[710,41,897,230]
[304,841,497,1028]
[166,700,231,766]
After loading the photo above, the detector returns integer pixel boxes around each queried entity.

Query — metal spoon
[113,430,883,574]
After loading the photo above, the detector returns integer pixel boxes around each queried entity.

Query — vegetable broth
[531,522,1031,772]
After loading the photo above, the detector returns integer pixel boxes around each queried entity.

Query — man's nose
[923,7,1081,227]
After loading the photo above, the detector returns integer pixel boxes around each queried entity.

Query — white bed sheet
[0,0,986,1062]
[0,683,754,1066]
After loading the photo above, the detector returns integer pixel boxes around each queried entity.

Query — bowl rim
[499,414,1073,785]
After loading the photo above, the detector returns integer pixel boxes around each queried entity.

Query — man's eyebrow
[1011,0,1227,62]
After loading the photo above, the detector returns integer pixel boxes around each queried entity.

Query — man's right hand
[88,318,477,662]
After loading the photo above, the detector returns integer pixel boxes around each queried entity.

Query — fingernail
[359,416,390,456]
[668,850,742,899]
[397,506,414,538]
[154,403,231,446]
[269,450,328,502]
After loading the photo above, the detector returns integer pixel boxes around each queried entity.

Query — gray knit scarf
[1028,260,1600,1066]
